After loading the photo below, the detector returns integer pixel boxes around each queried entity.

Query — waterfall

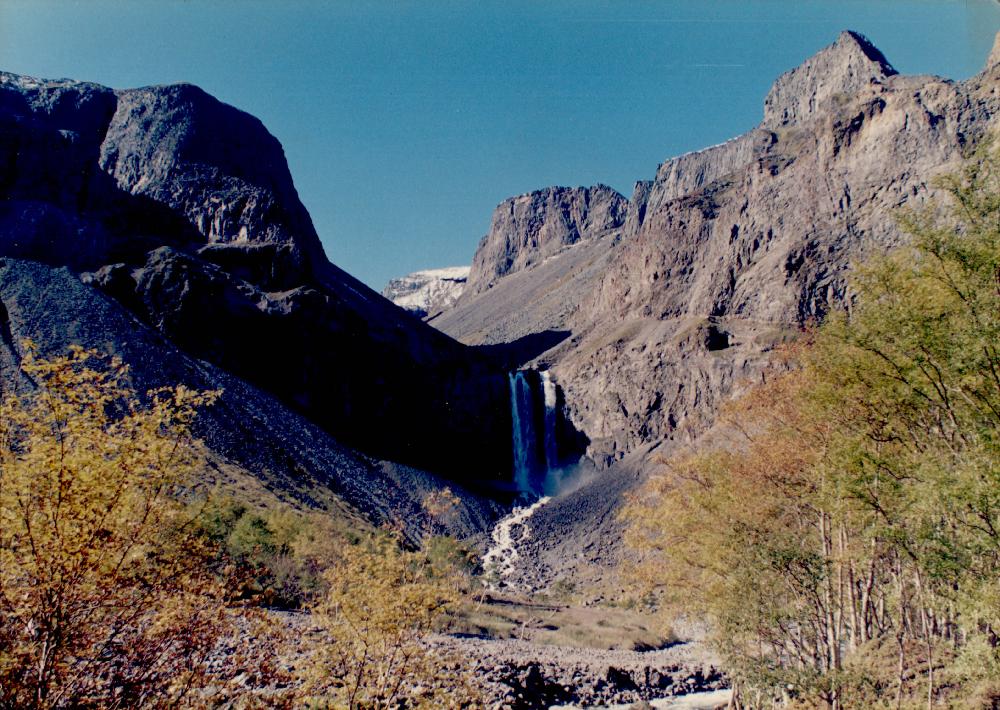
[541,370,559,472]
[493,371,562,587]
[509,371,537,493]
[508,369,560,495]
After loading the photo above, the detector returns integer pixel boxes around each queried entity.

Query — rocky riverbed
[427,634,727,709]
[214,609,726,709]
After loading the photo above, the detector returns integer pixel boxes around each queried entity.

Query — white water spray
[489,371,583,587]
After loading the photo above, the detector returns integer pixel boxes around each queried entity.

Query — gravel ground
[553,688,733,709]
[210,611,726,709]
[427,634,726,709]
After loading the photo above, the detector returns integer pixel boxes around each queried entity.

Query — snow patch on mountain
[382,266,470,318]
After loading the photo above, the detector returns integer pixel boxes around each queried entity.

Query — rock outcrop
[431,31,1000,583]
[438,31,1000,465]
[465,185,628,295]
[0,73,324,280]
[382,265,470,319]
[0,71,514,494]
[762,30,897,127]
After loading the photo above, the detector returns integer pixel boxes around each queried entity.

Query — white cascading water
[481,496,551,589]
[483,370,563,589]
[508,371,537,493]
[541,370,559,472]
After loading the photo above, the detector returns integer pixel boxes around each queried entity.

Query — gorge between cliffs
[2,15,1000,710]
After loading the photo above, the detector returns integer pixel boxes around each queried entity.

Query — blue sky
[2,1,998,288]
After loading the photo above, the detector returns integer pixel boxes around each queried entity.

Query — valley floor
[553,689,734,710]
[428,631,727,709]
[243,600,727,709]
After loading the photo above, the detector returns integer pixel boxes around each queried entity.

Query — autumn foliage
[0,344,482,708]
[299,533,480,709]
[626,148,1000,708]
[0,345,233,707]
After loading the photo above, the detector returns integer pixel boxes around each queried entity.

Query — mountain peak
[987,30,1000,73]
[383,266,470,319]
[763,30,897,127]
[838,30,895,70]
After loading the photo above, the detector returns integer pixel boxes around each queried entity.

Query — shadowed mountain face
[0,259,500,539]
[0,71,513,489]
[435,30,1000,469]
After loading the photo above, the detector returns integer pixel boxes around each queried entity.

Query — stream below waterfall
[481,496,551,588]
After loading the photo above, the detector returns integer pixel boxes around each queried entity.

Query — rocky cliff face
[0,71,513,490]
[426,30,1000,589]
[435,31,1000,468]
[0,74,321,279]
[103,85,320,245]
[762,30,897,127]
[382,266,470,319]
[465,185,628,295]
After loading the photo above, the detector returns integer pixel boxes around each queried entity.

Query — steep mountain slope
[0,259,498,538]
[0,71,513,485]
[465,185,628,296]
[427,31,1000,590]
[437,31,1000,467]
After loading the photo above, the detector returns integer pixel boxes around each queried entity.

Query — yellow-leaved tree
[625,145,1000,708]
[299,531,481,709]
[0,344,231,708]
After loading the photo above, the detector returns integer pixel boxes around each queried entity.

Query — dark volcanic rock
[0,74,202,269]
[86,246,512,480]
[0,72,320,278]
[466,185,628,296]
[0,259,500,538]
[99,82,325,284]
[0,70,514,491]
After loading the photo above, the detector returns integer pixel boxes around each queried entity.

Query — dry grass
[453,593,675,651]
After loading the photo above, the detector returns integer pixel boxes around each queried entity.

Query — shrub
[299,534,481,709]
[0,344,232,707]
[192,497,346,608]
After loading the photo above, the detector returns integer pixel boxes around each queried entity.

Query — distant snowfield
[395,266,471,284]
[382,265,470,315]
